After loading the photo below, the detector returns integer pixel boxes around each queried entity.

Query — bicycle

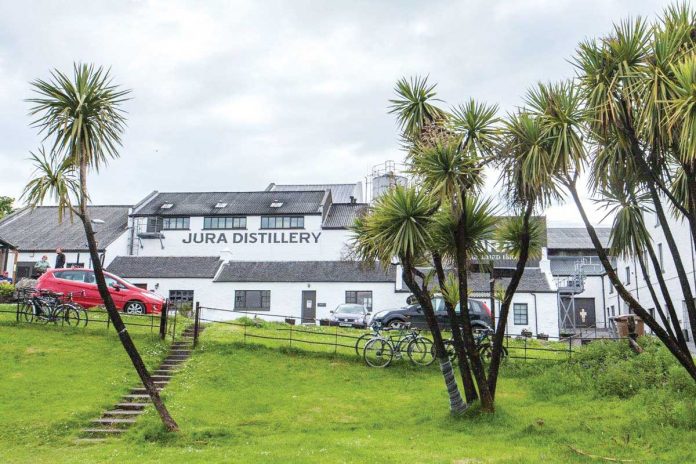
[362,322,435,367]
[20,290,84,326]
[443,327,508,363]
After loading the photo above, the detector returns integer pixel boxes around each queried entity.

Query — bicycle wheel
[443,339,457,363]
[58,305,81,326]
[363,338,393,368]
[20,302,35,323]
[479,343,509,361]
[407,337,435,366]
[354,333,372,356]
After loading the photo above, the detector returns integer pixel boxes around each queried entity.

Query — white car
[329,303,370,328]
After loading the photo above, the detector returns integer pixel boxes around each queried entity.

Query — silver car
[329,303,370,328]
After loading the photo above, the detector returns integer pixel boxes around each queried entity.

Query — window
[204,216,246,229]
[146,217,163,233]
[658,243,664,273]
[513,303,528,325]
[346,291,373,312]
[235,290,271,311]
[609,305,615,317]
[260,216,304,229]
[55,270,87,282]
[625,266,631,285]
[162,217,189,230]
[609,275,614,294]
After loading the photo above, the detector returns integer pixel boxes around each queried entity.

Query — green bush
[0,282,14,301]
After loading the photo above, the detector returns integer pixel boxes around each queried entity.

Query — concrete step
[115,402,148,410]
[165,355,189,360]
[169,351,191,356]
[152,375,172,381]
[122,394,151,401]
[82,428,124,435]
[103,409,144,417]
[91,418,136,425]
[75,438,107,444]
[130,388,162,394]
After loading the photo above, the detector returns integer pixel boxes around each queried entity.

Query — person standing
[55,248,66,269]
[33,256,50,278]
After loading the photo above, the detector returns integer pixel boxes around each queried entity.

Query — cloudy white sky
[0,0,674,226]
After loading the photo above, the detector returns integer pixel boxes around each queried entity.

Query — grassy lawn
[1,310,695,463]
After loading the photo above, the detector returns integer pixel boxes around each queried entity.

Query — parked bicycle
[19,289,87,326]
[361,322,435,368]
[443,327,508,363]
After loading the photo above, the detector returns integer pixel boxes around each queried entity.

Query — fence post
[193,301,201,348]
[243,321,247,345]
[334,326,338,355]
[159,299,168,340]
[524,337,527,361]
[171,303,178,343]
[568,335,572,360]
[289,324,293,348]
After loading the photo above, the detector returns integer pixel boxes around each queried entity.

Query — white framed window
[625,266,631,285]
[658,243,664,273]
[162,217,189,230]
[235,290,270,311]
[513,303,528,325]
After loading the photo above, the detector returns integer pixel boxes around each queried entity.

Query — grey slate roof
[215,261,395,283]
[132,191,326,217]
[398,268,554,293]
[0,234,15,249]
[322,203,368,229]
[107,256,223,278]
[268,183,362,203]
[547,227,611,250]
[0,206,129,251]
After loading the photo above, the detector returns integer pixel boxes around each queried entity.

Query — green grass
[1,309,695,463]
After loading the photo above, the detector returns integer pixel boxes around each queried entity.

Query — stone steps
[78,324,201,442]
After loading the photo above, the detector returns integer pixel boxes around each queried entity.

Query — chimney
[219,247,233,263]
[349,195,356,204]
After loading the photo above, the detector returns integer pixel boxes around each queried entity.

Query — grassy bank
[1,313,695,463]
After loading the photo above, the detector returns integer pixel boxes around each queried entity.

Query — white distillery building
[603,209,696,342]
[0,182,568,336]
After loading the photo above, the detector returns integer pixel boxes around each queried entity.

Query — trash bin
[613,315,644,337]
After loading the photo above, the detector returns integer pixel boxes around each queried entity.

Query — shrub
[0,282,15,301]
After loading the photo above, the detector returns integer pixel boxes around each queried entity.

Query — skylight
[161,203,174,209]
[270,200,283,208]
[214,202,228,208]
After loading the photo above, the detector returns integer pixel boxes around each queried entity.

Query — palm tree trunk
[645,181,696,344]
[432,252,478,403]
[488,202,533,399]
[78,162,179,431]
[401,260,467,415]
[567,180,696,382]
[642,239,689,351]
[635,251,677,341]
[454,209,494,412]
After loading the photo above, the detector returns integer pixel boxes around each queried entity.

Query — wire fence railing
[194,303,630,363]
[0,292,183,342]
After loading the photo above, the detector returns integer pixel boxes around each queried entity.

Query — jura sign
[182,231,321,245]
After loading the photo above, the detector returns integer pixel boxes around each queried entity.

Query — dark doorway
[573,298,596,328]
[15,262,35,281]
[169,290,194,315]
[301,290,316,323]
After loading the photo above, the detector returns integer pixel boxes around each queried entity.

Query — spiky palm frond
[21,148,81,223]
[573,18,649,138]
[494,215,544,261]
[669,165,690,216]
[409,134,484,205]
[588,132,641,191]
[525,81,587,181]
[351,185,435,266]
[389,76,448,142]
[498,111,559,207]
[440,273,460,309]
[665,54,696,162]
[28,63,130,171]
[450,99,500,160]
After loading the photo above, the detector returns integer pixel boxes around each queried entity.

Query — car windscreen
[336,304,364,314]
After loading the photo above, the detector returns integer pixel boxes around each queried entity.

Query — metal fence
[0,293,182,341]
[192,303,628,362]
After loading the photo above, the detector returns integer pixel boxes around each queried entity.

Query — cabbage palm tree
[24,63,179,431]
[351,185,468,415]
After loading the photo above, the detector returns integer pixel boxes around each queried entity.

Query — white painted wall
[121,278,409,323]
[135,215,354,261]
[605,208,696,339]
[487,293,559,338]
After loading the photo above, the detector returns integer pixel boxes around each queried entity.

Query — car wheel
[124,301,146,315]
[387,319,406,329]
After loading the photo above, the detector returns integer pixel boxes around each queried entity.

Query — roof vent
[214,202,228,208]
[270,200,283,208]
[160,203,174,209]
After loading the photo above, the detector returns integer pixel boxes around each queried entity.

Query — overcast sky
[0,0,674,226]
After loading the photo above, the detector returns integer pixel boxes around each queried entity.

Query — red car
[36,268,165,314]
